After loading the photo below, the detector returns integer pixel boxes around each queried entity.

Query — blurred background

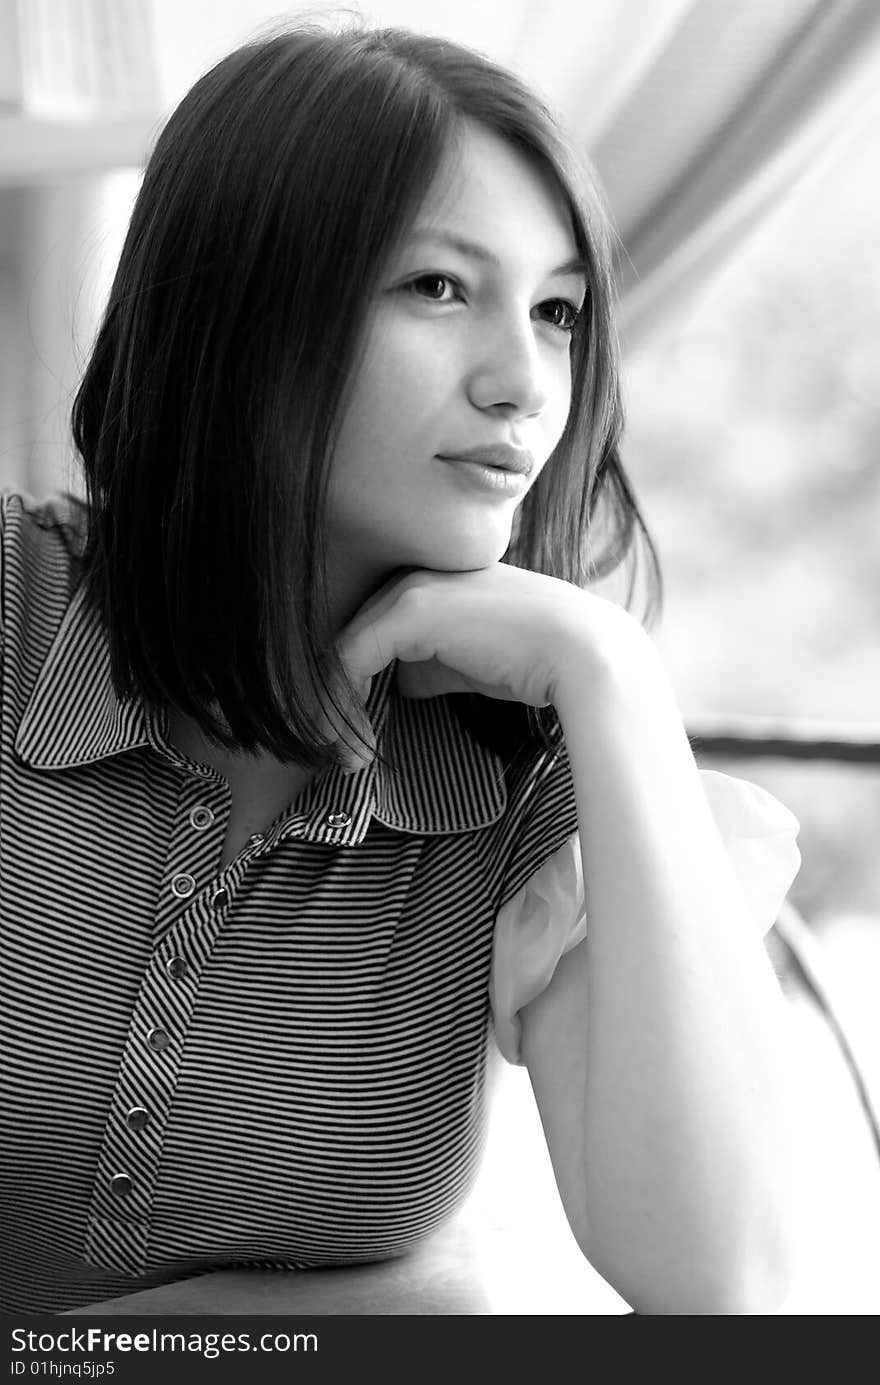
[1,0,879,1314]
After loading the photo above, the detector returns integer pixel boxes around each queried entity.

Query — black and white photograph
[1,0,879,1338]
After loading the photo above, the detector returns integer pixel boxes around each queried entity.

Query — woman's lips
[438,443,534,475]
[437,453,531,496]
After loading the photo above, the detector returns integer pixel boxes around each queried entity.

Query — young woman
[0,25,801,1315]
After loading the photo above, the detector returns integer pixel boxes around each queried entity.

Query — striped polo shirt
[0,489,579,1314]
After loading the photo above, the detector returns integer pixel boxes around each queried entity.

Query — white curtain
[579,0,880,344]
[2,0,879,493]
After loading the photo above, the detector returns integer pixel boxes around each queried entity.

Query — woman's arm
[521,614,797,1315]
[337,565,799,1315]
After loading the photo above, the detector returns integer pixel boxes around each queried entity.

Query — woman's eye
[538,298,582,332]
[406,274,456,301]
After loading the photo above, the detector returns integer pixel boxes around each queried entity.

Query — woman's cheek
[543,357,574,451]
[387,325,457,398]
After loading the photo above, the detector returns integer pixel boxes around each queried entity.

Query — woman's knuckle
[398,585,430,618]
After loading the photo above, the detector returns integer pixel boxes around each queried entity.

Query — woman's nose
[466,314,550,418]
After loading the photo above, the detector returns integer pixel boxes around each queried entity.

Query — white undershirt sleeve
[490,770,802,1065]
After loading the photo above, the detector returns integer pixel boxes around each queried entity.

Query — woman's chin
[412,528,511,573]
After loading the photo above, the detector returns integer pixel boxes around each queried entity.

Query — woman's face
[325,119,586,587]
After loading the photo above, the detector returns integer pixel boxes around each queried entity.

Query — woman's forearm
[553,619,797,1314]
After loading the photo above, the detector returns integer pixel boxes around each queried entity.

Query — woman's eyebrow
[407,228,587,280]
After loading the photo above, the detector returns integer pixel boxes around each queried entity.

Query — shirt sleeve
[489,769,802,1065]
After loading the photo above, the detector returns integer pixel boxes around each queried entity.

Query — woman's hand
[331,564,648,771]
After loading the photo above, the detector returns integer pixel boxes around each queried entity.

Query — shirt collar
[14,581,506,841]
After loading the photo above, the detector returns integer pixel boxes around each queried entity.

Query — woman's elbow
[713,1234,798,1316]
[631,1243,797,1316]
[578,1219,799,1316]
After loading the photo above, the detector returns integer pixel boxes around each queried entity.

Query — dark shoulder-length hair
[71,23,661,768]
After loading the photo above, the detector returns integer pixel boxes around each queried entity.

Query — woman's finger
[318,662,376,773]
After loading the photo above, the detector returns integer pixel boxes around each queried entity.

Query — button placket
[87,831,235,1276]
[111,940,198,1164]
[154,779,226,944]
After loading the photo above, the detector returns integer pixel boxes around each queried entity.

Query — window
[622,104,880,925]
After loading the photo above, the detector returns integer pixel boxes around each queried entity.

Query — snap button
[189,805,214,830]
[110,1173,133,1196]
[146,1026,171,1052]
[326,812,351,829]
[166,956,187,980]
[171,872,196,898]
[211,886,230,910]
[125,1106,149,1132]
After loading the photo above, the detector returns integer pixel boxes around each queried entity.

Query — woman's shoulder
[1,488,89,644]
[1,487,89,558]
